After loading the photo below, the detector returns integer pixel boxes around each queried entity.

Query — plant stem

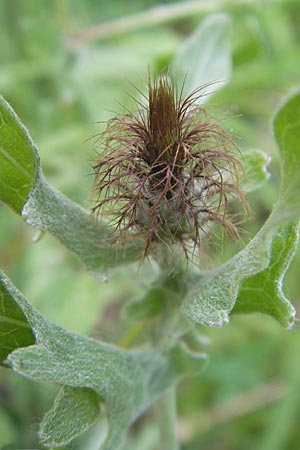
[157,386,179,450]
[65,0,283,46]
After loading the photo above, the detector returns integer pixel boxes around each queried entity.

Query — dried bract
[93,76,246,261]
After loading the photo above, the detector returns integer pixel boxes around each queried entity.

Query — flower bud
[93,75,246,261]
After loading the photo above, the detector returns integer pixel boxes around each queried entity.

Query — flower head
[93,75,246,261]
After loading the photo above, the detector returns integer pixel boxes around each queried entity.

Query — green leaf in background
[123,267,187,322]
[181,90,300,328]
[0,405,16,448]
[273,88,300,222]
[0,95,39,213]
[0,271,207,449]
[240,148,271,193]
[171,13,232,100]
[123,284,163,322]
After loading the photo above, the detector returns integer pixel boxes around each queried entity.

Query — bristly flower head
[93,75,246,261]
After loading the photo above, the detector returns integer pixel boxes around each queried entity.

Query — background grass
[1,1,300,448]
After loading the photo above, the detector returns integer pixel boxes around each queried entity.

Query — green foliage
[234,222,299,322]
[171,13,232,98]
[39,387,102,447]
[1,86,300,450]
[1,3,300,450]
[240,149,270,193]
[22,175,141,274]
[0,271,35,362]
[0,97,142,274]
[0,271,206,448]
[274,89,300,219]
[0,405,15,448]
[181,90,300,328]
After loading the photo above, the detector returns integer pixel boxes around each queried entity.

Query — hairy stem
[157,386,179,450]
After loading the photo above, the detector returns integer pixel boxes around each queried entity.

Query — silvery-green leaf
[39,386,101,447]
[182,90,300,328]
[21,172,141,275]
[0,96,142,274]
[0,271,207,449]
[233,222,299,326]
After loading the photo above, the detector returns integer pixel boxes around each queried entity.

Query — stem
[157,386,179,450]
[177,380,287,444]
[65,0,283,46]
[151,262,183,450]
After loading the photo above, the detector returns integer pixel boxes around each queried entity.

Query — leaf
[181,90,300,328]
[0,95,39,212]
[0,96,142,273]
[171,14,232,100]
[123,286,163,322]
[0,271,35,363]
[0,405,16,447]
[39,386,101,447]
[273,88,300,221]
[240,149,271,193]
[21,173,142,275]
[123,267,187,322]
[233,222,299,326]
[0,271,207,449]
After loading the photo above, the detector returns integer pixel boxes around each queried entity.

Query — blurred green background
[1,1,300,449]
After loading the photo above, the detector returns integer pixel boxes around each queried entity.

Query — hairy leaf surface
[0,271,207,449]
[22,174,141,274]
[39,386,101,447]
[233,222,299,326]
[0,96,142,273]
[182,90,300,327]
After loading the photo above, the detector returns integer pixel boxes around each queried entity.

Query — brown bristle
[93,75,247,262]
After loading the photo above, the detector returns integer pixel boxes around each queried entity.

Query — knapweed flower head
[93,75,246,261]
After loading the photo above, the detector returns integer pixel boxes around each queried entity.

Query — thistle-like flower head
[93,75,246,261]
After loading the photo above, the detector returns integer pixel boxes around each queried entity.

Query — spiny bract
[93,75,246,261]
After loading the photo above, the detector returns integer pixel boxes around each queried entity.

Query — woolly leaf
[0,95,39,212]
[21,174,141,274]
[0,96,141,273]
[233,222,299,326]
[171,13,232,100]
[0,271,207,449]
[182,90,300,327]
[39,386,102,447]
